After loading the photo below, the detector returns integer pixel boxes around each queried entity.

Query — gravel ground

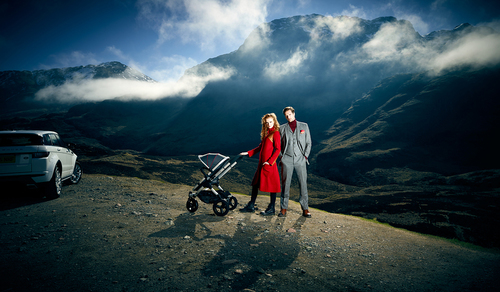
[1,174,499,292]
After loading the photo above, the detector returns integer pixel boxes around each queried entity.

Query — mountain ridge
[1,14,499,187]
[313,65,500,185]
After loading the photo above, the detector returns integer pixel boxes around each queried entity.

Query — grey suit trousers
[280,154,308,210]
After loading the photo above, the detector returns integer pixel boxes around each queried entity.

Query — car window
[0,134,44,146]
[55,134,66,147]
[48,134,63,147]
[43,134,52,145]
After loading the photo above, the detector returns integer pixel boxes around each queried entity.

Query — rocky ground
[76,150,500,248]
[1,173,499,292]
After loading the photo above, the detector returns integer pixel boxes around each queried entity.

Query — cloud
[106,45,198,83]
[297,0,310,8]
[263,49,309,80]
[394,13,428,35]
[35,64,235,103]
[283,15,500,78]
[361,21,420,63]
[427,31,500,73]
[310,15,363,41]
[137,0,270,53]
[106,46,129,61]
[358,20,500,74]
[149,55,199,82]
[339,4,368,20]
[238,23,272,54]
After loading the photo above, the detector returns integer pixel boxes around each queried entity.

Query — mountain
[1,14,499,186]
[145,14,498,157]
[0,61,155,118]
[313,65,500,185]
[146,15,423,155]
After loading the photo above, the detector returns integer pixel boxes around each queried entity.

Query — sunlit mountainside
[1,14,499,186]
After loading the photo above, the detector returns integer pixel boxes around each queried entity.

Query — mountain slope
[146,15,424,155]
[146,14,498,157]
[314,65,500,185]
[1,15,499,187]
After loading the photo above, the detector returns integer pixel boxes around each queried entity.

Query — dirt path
[1,174,499,291]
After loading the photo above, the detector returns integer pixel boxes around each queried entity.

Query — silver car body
[0,130,77,187]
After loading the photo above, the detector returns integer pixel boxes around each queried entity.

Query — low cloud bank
[359,20,500,75]
[426,32,500,73]
[35,64,234,103]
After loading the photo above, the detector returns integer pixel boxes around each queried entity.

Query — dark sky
[1,0,499,82]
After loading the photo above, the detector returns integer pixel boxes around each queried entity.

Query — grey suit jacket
[280,121,312,163]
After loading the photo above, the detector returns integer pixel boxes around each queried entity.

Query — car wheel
[45,165,62,199]
[69,161,82,184]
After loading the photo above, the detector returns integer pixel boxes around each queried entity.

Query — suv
[0,130,82,198]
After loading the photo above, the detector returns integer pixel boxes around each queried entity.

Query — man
[279,106,312,218]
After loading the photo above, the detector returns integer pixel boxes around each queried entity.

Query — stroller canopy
[198,153,229,171]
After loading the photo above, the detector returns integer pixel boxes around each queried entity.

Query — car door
[48,134,74,178]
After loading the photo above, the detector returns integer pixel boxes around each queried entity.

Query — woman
[240,113,281,216]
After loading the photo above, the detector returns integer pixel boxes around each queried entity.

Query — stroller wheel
[213,200,229,216]
[186,197,198,213]
[228,196,238,210]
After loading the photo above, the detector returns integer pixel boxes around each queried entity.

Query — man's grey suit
[279,121,312,211]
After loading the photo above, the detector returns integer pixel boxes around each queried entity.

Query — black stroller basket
[186,153,244,216]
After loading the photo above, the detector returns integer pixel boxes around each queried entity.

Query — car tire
[68,161,82,184]
[45,165,62,199]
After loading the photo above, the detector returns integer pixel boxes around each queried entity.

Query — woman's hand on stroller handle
[240,152,248,156]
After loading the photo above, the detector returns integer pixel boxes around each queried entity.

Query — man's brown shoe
[278,209,287,217]
[302,210,311,218]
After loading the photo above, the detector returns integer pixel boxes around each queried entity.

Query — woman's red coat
[247,129,281,193]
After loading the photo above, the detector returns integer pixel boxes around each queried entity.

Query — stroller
[187,153,244,216]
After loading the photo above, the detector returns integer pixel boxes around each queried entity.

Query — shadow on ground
[0,183,52,211]
[149,213,307,290]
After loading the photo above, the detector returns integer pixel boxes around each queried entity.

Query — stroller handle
[200,153,245,178]
[230,153,246,163]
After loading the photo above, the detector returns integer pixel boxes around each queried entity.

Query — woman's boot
[260,203,275,216]
[240,186,258,212]
[240,201,255,212]
[260,192,276,216]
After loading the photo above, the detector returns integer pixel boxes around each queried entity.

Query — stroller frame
[187,153,243,216]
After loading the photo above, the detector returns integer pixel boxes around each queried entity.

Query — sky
[1,0,499,84]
